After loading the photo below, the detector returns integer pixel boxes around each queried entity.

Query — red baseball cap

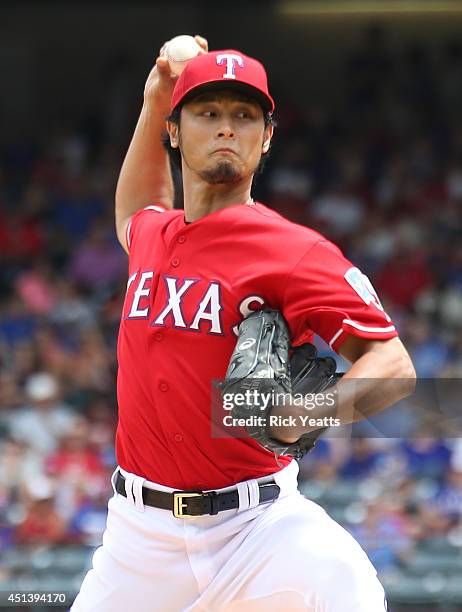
[170,49,275,114]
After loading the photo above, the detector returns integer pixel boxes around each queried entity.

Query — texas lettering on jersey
[124,269,265,336]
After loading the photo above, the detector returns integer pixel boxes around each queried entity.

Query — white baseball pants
[71,461,387,611]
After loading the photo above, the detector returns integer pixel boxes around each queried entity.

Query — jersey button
[154,331,163,342]
[174,433,183,442]
[177,235,186,244]
[159,382,169,392]
[171,257,180,267]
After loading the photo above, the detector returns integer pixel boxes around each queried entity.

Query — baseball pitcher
[72,36,415,611]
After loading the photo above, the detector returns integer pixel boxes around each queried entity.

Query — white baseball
[165,35,201,76]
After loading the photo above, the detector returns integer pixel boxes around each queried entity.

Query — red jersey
[116,202,397,489]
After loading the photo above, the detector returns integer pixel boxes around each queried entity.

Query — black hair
[161,103,274,176]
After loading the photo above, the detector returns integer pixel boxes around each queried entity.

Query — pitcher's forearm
[115,101,174,228]
[268,377,412,442]
[269,338,416,442]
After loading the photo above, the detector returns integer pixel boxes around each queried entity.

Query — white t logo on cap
[216,54,244,79]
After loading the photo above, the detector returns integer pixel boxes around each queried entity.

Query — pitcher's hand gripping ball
[163,35,202,76]
[222,309,342,459]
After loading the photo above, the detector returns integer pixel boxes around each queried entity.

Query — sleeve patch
[344,267,387,316]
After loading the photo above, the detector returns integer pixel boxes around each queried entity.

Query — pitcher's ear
[262,138,271,154]
[262,122,274,154]
[167,122,179,148]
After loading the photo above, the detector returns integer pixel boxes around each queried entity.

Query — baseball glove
[222,309,342,459]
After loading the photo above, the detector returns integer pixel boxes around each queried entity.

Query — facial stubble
[200,160,242,184]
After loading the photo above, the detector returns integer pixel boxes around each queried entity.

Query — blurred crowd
[300,435,462,577]
[0,27,461,579]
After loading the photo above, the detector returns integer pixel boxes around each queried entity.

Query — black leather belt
[115,471,280,518]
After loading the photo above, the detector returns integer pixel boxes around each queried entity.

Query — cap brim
[176,80,274,114]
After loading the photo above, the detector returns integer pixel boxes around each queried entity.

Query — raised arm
[115,35,208,253]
